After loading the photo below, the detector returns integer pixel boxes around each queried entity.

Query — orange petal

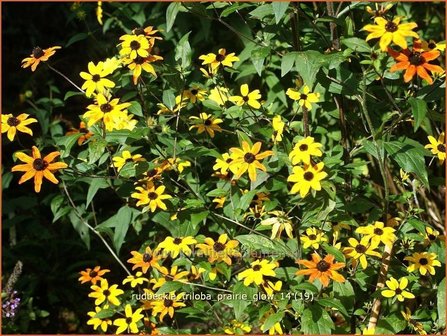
[403,65,416,82]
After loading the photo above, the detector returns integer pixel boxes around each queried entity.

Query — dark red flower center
[243,95,249,102]
[216,53,225,62]
[437,144,445,152]
[148,192,158,200]
[419,258,428,265]
[409,52,425,66]
[142,253,152,263]
[316,260,330,272]
[7,117,20,127]
[299,144,308,151]
[385,21,398,32]
[303,172,314,181]
[355,244,367,253]
[395,288,402,295]
[244,153,256,163]
[130,41,141,50]
[32,47,45,59]
[213,242,225,252]
[374,228,383,235]
[79,127,88,134]
[164,299,174,307]
[252,265,262,271]
[173,238,182,244]
[100,103,113,113]
[92,74,101,82]
[33,158,49,171]
[147,169,158,177]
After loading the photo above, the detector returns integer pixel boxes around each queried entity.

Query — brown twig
[326,2,340,50]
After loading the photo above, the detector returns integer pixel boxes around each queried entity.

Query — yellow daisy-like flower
[289,136,323,165]
[66,121,94,145]
[421,39,446,52]
[78,266,110,285]
[198,48,239,71]
[131,184,172,212]
[272,115,285,143]
[229,84,262,109]
[208,86,229,106]
[87,305,112,332]
[1,113,37,141]
[401,307,427,335]
[189,113,223,138]
[113,304,144,334]
[237,259,277,286]
[300,227,328,249]
[122,54,163,85]
[127,246,160,274]
[362,327,376,335]
[260,279,282,296]
[213,153,233,175]
[287,162,328,198]
[119,34,151,59]
[229,141,273,182]
[156,236,197,258]
[362,17,419,51]
[404,252,441,275]
[80,61,116,97]
[365,2,393,17]
[196,233,241,265]
[183,86,207,103]
[11,146,68,193]
[422,226,443,246]
[150,292,186,322]
[156,95,187,114]
[382,277,415,302]
[150,265,189,290]
[260,211,294,240]
[343,237,381,269]
[355,221,396,247]
[112,150,144,172]
[88,278,124,306]
[286,85,320,110]
[425,132,445,164]
[83,93,131,129]
[21,46,61,71]
[261,309,283,335]
[122,271,149,288]
[212,196,226,208]
[160,157,191,173]
[296,253,345,288]
[224,320,252,334]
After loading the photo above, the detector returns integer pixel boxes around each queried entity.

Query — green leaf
[281,52,296,77]
[340,37,371,53]
[113,206,133,254]
[68,208,90,249]
[166,2,182,33]
[408,97,428,131]
[238,190,257,212]
[66,33,89,47]
[318,298,349,319]
[175,32,192,69]
[406,217,427,234]
[56,133,82,158]
[93,308,115,319]
[86,178,109,207]
[375,314,407,334]
[64,91,84,101]
[438,278,446,328]
[321,243,345,262]
[156,281,183,294]
[88,138,107,164]
[262,311,284,332]
[384,140,429,187]
[272,2,289,24]
[128,101,143,117]
[333,281,355,314]
[162,90,176,111]
[301,304,334,334]
[251,47,270,76]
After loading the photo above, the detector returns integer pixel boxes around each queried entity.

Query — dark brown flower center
[89,271,98,278]
[385,21,398,32]
[213,242,225,252]
[300,94,308,100]
[244,153,255,163]
[33,158,49,171]
[130,40,141,50]
[395,288,402,294]
[79,127,88,133]
[133,28,145,36]
[252,265,262,271]
[147,169,158,177]
[226,158,232,163]
[409,52,425,66]
[299,144,308,151]
[148,192,158,200]
[103,289,110,296]
[308,234,317,240]
[142,253,152,263]
[173,238,182,245]
[216,54,225,62]
[134,56,146,64]
[428,234,436,241]
[355,244,367,253]
[437,144,445,152]
[374,228,383,235]
[204,118,212,126]
[428,42,436,50]
[7,117,20,127]
[92,74,101,82]
[125,317,133,324]
[303,172,314,181]
[100,103,113,113]
[419,257,428,265]
[32,47,45,59]
[371,52,378,60]
[164,299,173,307]
[243,95,249,102]
[316,260,330,272]
[191,89,198,95]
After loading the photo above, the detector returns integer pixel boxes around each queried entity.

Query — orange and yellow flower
[21,46,61,71]
[79,266,110,285]
[296,253,345,287]
[1,113,37,141]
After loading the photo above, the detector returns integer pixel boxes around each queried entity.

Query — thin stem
[47,64,85,94]
[302,106,310,137]
[290,3,300,51]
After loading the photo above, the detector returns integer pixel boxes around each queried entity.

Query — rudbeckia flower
[208,86,229,106]
[300,227,328,249]
[362,17,418,51]
[224,320,252,334]
[388,45,444,85]
[112,150,144,172]
[131,184,172,212]
[83,93,131,129]
[425,132,445,164]
[381,277,415,302]
[183,86,207,103]
[189,113,223,138]
[87,305,112,332]
[286,85,320,110]
[420,39,446,52]
[196,234,241,265]
[287,162,328,198]
[343,237,381,269]
[260,211,294,239]
[122,272,149,288]
[272,115,285,143]
[156,236,197,258]
[65,121,93,145]
[260,279,282,296]
[296,253,345,287]
[150,266,189,290]
[229,141,273,182]
[21,46,61,71]
[88,279,124,306]
[289,136,323,165]
[199,48,239,71]
[213,153,233,175]
[355,221,396,247]
[127,246,160,274]
[404,252,441,275]
[122,54,163,84]
[422,226,443,246]
[11,146,68,193]
[78,266,110,285]
[237,259,277,286]
[1,113,37,141]
[113,304,144,334]
[365,3,394,17]
[229,84,262,109]
[119,35,151,59]
[80,61,116,97]
[150,292,186,322]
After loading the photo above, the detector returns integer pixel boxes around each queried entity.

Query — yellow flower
[224,320,252,334]
[131,184,172,212]
[401,307,427,335]
[11,146,68,193]
[260,279,282,296]
[78,266,110,285]
[229,84,262,109]
[287,162,328,198]
[80,61,116,97]
[365,2,393,17]
[150,266,189,290]
[196,234,241,265]
[400,168,410,184]
[88,278,124,306]
[229,141,273,182]
[122,54,163,85]
[425,132,445,164]
[113,304,144,334]
[66,121,94,145]
[112,150,144,172]
[212,196,226,208]
[127,246,160,274]
[150,292,186,322]
[96,1,103,25]
[289,137,323,165]
[421,39,446,52]
[300,227,328,249]
[286,85,319,110]
[156,236,197,258]
[119,34,151,59]
[83,93,131,129]
[261,309,283,335]
[272,115,285,143]
[237,259,277,286]
[199,48,239,71]
[122,271,149,288]
[213,153,233,174]
[260,211,294,239]
[184,265,206,282]
[355,221,396,247]
[343,237,381,269]
[422,226,443,246]
[160,157,191,173]
[189,113,223,138]
[1,113,37,141]
[382,277,415,302]
[156,95,187,114]
[362,17,418,51]
[87,305,112,332]
[404,252,441,275]
[21,46,61,71]
[208,87,229,106]
[362,327,376,335]
[183,86,207,103]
